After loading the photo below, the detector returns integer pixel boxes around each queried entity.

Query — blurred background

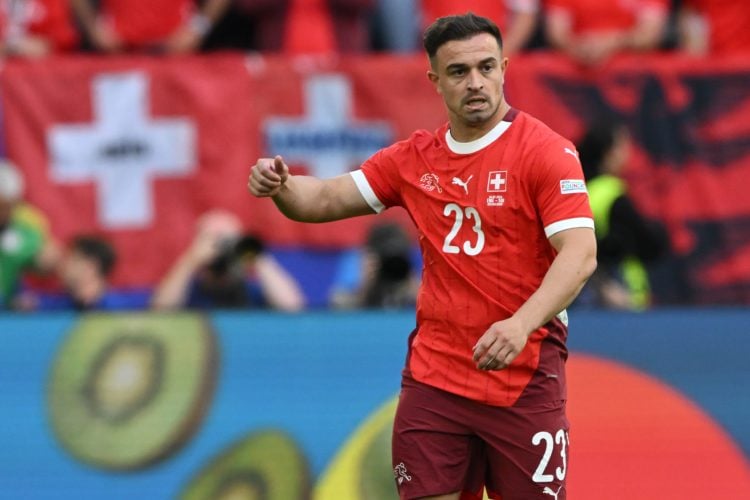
[0,0,748,498]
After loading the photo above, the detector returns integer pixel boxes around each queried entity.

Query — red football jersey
[545,0,668,35]
[421,0,539,31]
[102,0,193,47]
[352,109,594,406]
[684,0,750,55]
[0,0,78,51]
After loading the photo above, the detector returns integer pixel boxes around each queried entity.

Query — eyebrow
[445,57,497,72]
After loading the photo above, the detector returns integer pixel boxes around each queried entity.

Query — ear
[427,70,441,94]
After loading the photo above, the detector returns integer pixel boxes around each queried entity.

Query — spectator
[0,159,62,310]
[69,0,231,54]
[545,0,669,66]
[327,0,376,52]
[24,235,149,310]
[151,210,305,311]
[371,0,420,52]
[282,0,376,54]
[677,0,750,56]
[420,1,539,54]
[577,120,670,310]
[213,0,290,52]
[0,160,46,309]
[0,0,78,58]
[329,222,419,309]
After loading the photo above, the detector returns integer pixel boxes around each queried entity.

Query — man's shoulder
[513,110,567,143]
[375,126,444,161]
[508,110,575,159]
[400,126,444,149]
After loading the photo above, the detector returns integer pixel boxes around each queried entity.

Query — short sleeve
[352,137,413,212]
[532,138,595,238]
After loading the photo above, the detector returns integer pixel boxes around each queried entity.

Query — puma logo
[452,175,473,194]
[563,147,579,159]
[543,485,563,499]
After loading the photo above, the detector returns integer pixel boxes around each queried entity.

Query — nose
[466,68,483,91]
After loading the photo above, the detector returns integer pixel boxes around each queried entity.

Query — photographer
[151,210,305,311]
[330,222,419,309]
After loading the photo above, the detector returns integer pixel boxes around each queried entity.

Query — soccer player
[248,13,596,500]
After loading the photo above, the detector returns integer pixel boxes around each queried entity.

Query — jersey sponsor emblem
[419,172,443,193]
[487,170,507,192]
[487,194,505,207]
[394,462,412,485]
[451,174,473,194]
[560,179,587,194]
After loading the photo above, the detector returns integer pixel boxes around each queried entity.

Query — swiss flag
[0,54,443,288]
[1,55,255,287]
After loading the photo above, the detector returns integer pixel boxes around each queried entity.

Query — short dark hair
[71,236,116,277]
[423,12,503,60]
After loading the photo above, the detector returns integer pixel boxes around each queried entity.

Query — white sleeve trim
[544,217,595,238]
[350,170,385,214]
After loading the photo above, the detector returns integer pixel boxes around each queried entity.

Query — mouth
[463,95,488,111]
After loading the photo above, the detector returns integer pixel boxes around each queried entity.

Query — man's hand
[163,25,203,54]
[472,317,529,371]
[248,155,289,197]
[90,19,124,53]
[186,210,241,266]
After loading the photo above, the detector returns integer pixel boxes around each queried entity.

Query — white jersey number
[442,203,485,256]
[532,429,569,483]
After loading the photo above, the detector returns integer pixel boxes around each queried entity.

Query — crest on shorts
[394,462,412,485]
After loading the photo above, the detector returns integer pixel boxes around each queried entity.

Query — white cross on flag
[48,72,196,228]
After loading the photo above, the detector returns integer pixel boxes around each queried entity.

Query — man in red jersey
[248,13,596,500]
[545,0,668,66]
[70,0,230,54]
[0,0,78,57]
[678,0,750,56]
[420,0,539,55]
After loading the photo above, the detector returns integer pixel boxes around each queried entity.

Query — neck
[450,100,511,142]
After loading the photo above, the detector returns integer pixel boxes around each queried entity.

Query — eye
[481,63,495,73]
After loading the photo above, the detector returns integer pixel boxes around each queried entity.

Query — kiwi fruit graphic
[181,429,311,500]
[47,313,217,470]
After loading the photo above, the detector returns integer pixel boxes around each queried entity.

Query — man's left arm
[473,227,597,370]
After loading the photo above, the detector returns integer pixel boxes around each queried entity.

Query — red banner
[2,55,256,288]
[504,53,750,304]
[1,54,439,288]
[2,52,749,303]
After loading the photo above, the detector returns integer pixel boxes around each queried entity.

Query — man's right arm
[248,155,376,222]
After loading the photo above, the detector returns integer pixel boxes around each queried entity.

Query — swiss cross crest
[487,171,507,192]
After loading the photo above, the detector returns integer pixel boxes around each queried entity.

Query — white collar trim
[446,118,513,155]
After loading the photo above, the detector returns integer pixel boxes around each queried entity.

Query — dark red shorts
[392,377,569,500]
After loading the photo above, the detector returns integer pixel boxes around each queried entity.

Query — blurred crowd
[1,0,747,313]
[0,0,748,62]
